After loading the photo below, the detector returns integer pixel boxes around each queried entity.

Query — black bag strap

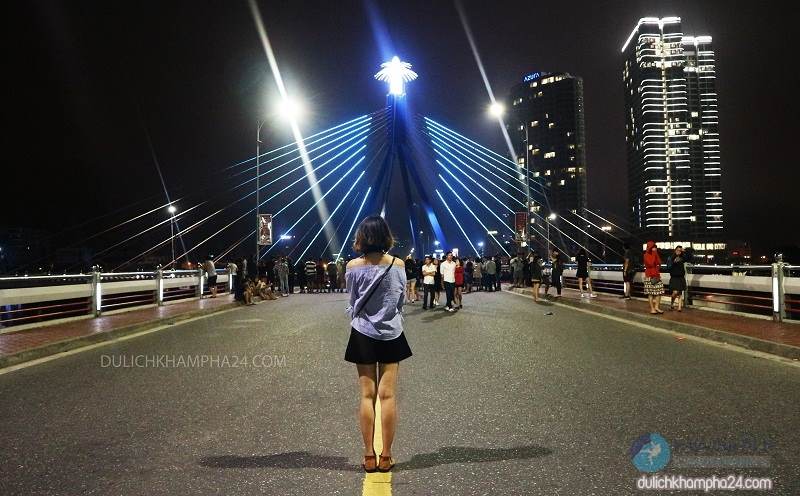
[354,256,396,317]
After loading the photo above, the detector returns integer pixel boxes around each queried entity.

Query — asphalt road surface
[1,290,798,495]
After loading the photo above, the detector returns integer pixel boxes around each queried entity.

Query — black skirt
[344,328,412,364]
[669,276,687,292]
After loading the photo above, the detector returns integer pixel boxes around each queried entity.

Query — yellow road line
[362,395,392,495]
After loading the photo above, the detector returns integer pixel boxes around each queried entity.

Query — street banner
[258,214,273,246]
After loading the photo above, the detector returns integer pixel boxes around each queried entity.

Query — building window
[559,179,565,186]
[545,169,551,176]
[531,120,539,127]
[548,122,555,129]
[544,152,555,159]
[532,148,540,155]
[568,144,576,150]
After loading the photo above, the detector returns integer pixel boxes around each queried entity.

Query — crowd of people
[201,239,693,317]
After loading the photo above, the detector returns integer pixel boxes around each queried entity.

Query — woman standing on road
[643,240,664,314]
[530,253,543,302]
[454,258,465,309]
[345,216,411,473]
[668,245,687,312]
[433,258,442,306]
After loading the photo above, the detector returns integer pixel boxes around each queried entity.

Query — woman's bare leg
[356,364,378,456]
[377,362,399,457]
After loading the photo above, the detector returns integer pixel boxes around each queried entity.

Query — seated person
[243,280,256,305]
[257,277,278,300]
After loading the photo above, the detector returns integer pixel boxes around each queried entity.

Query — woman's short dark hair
[353,215,394,254]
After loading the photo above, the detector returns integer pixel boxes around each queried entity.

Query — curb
[0,302,240,369]
[510,288,800,360]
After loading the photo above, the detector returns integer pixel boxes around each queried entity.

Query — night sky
[6,0,798,252]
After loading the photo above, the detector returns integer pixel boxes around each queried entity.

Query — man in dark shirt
[305,259,317,293]
[621,243,635,299]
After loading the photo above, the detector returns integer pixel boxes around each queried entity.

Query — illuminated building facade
[508,72,588,219]
[622,17,724,245]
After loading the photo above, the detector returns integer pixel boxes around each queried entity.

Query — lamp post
[167,205,177,268]
[600,225,611,257]
[256,97,305,266]
[546,213,557,252]
[489,102,530,249]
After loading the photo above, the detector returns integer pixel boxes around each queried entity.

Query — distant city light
[374,56,418,96]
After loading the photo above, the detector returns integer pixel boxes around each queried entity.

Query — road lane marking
[505,290,800,368]
[0,308,241,376]
[362,395,392,495]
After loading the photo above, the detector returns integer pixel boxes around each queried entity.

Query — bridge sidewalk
[509,286,800,360]
[0,296,237,369]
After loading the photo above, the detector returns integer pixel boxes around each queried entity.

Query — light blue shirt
[346,263,406,341]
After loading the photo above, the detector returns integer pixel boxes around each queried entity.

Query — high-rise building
[508,72,588,223]
[622,17,724,244]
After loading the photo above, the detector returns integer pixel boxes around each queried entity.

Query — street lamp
[600,225,611,257]
[488,102,531,250]
[477,241,485,257]
[546,213,557,252]
[257,97,305,265]
[167,205,177,268]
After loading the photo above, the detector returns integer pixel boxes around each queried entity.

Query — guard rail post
[196,268,204,299]
[91,266,102,317]
[684,262,693,308]
[156,265,164,306]
[772,262,786,322]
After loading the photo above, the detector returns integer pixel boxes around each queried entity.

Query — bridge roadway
[1,290,798,495]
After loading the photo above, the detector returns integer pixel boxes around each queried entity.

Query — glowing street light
[167,206,178,267]
[257,97,307,265]
[546,213,557,251]
[488,102,505,118]
[374,56,418,96]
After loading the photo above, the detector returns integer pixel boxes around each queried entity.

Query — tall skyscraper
[508,72,588,222]
[622,17,724,245]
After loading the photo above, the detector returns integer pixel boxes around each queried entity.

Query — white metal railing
[556,262,798,322]
[0,265,235,329]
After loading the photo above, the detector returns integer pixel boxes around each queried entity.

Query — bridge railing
[556,263,799,322]
[0,266,234,330]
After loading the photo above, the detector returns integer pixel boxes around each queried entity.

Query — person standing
[643,241,664,314]
[464,258,474,293]
[440,252,457,312]
[276,257,289,297]
[404,255,417,303]
[287,256,296,294]
[511,254,524,288]
[421,256,436,310]
[305,259,317,293]
[547,249,563,298]
[575,249,596,297]
[530,253,543,302]
[454,258,465,309]
[336,258,347,293]
[344,216,411,473]
[494,255,503,291]
[433,258,442,306]
[668,245,687,312]
[203,256,217,298]
[484,257,496,292]
[327,259,339,293]
[621,243,635,300]
[316,259,326,293]
[473,258,483,292]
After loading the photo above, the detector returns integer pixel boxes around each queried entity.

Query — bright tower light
[167,205,177,214]
[548,213,558,221]
[374,56,418,96]
[488,102,505,118]
[601,225,612,232]
[275,97,305,121]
